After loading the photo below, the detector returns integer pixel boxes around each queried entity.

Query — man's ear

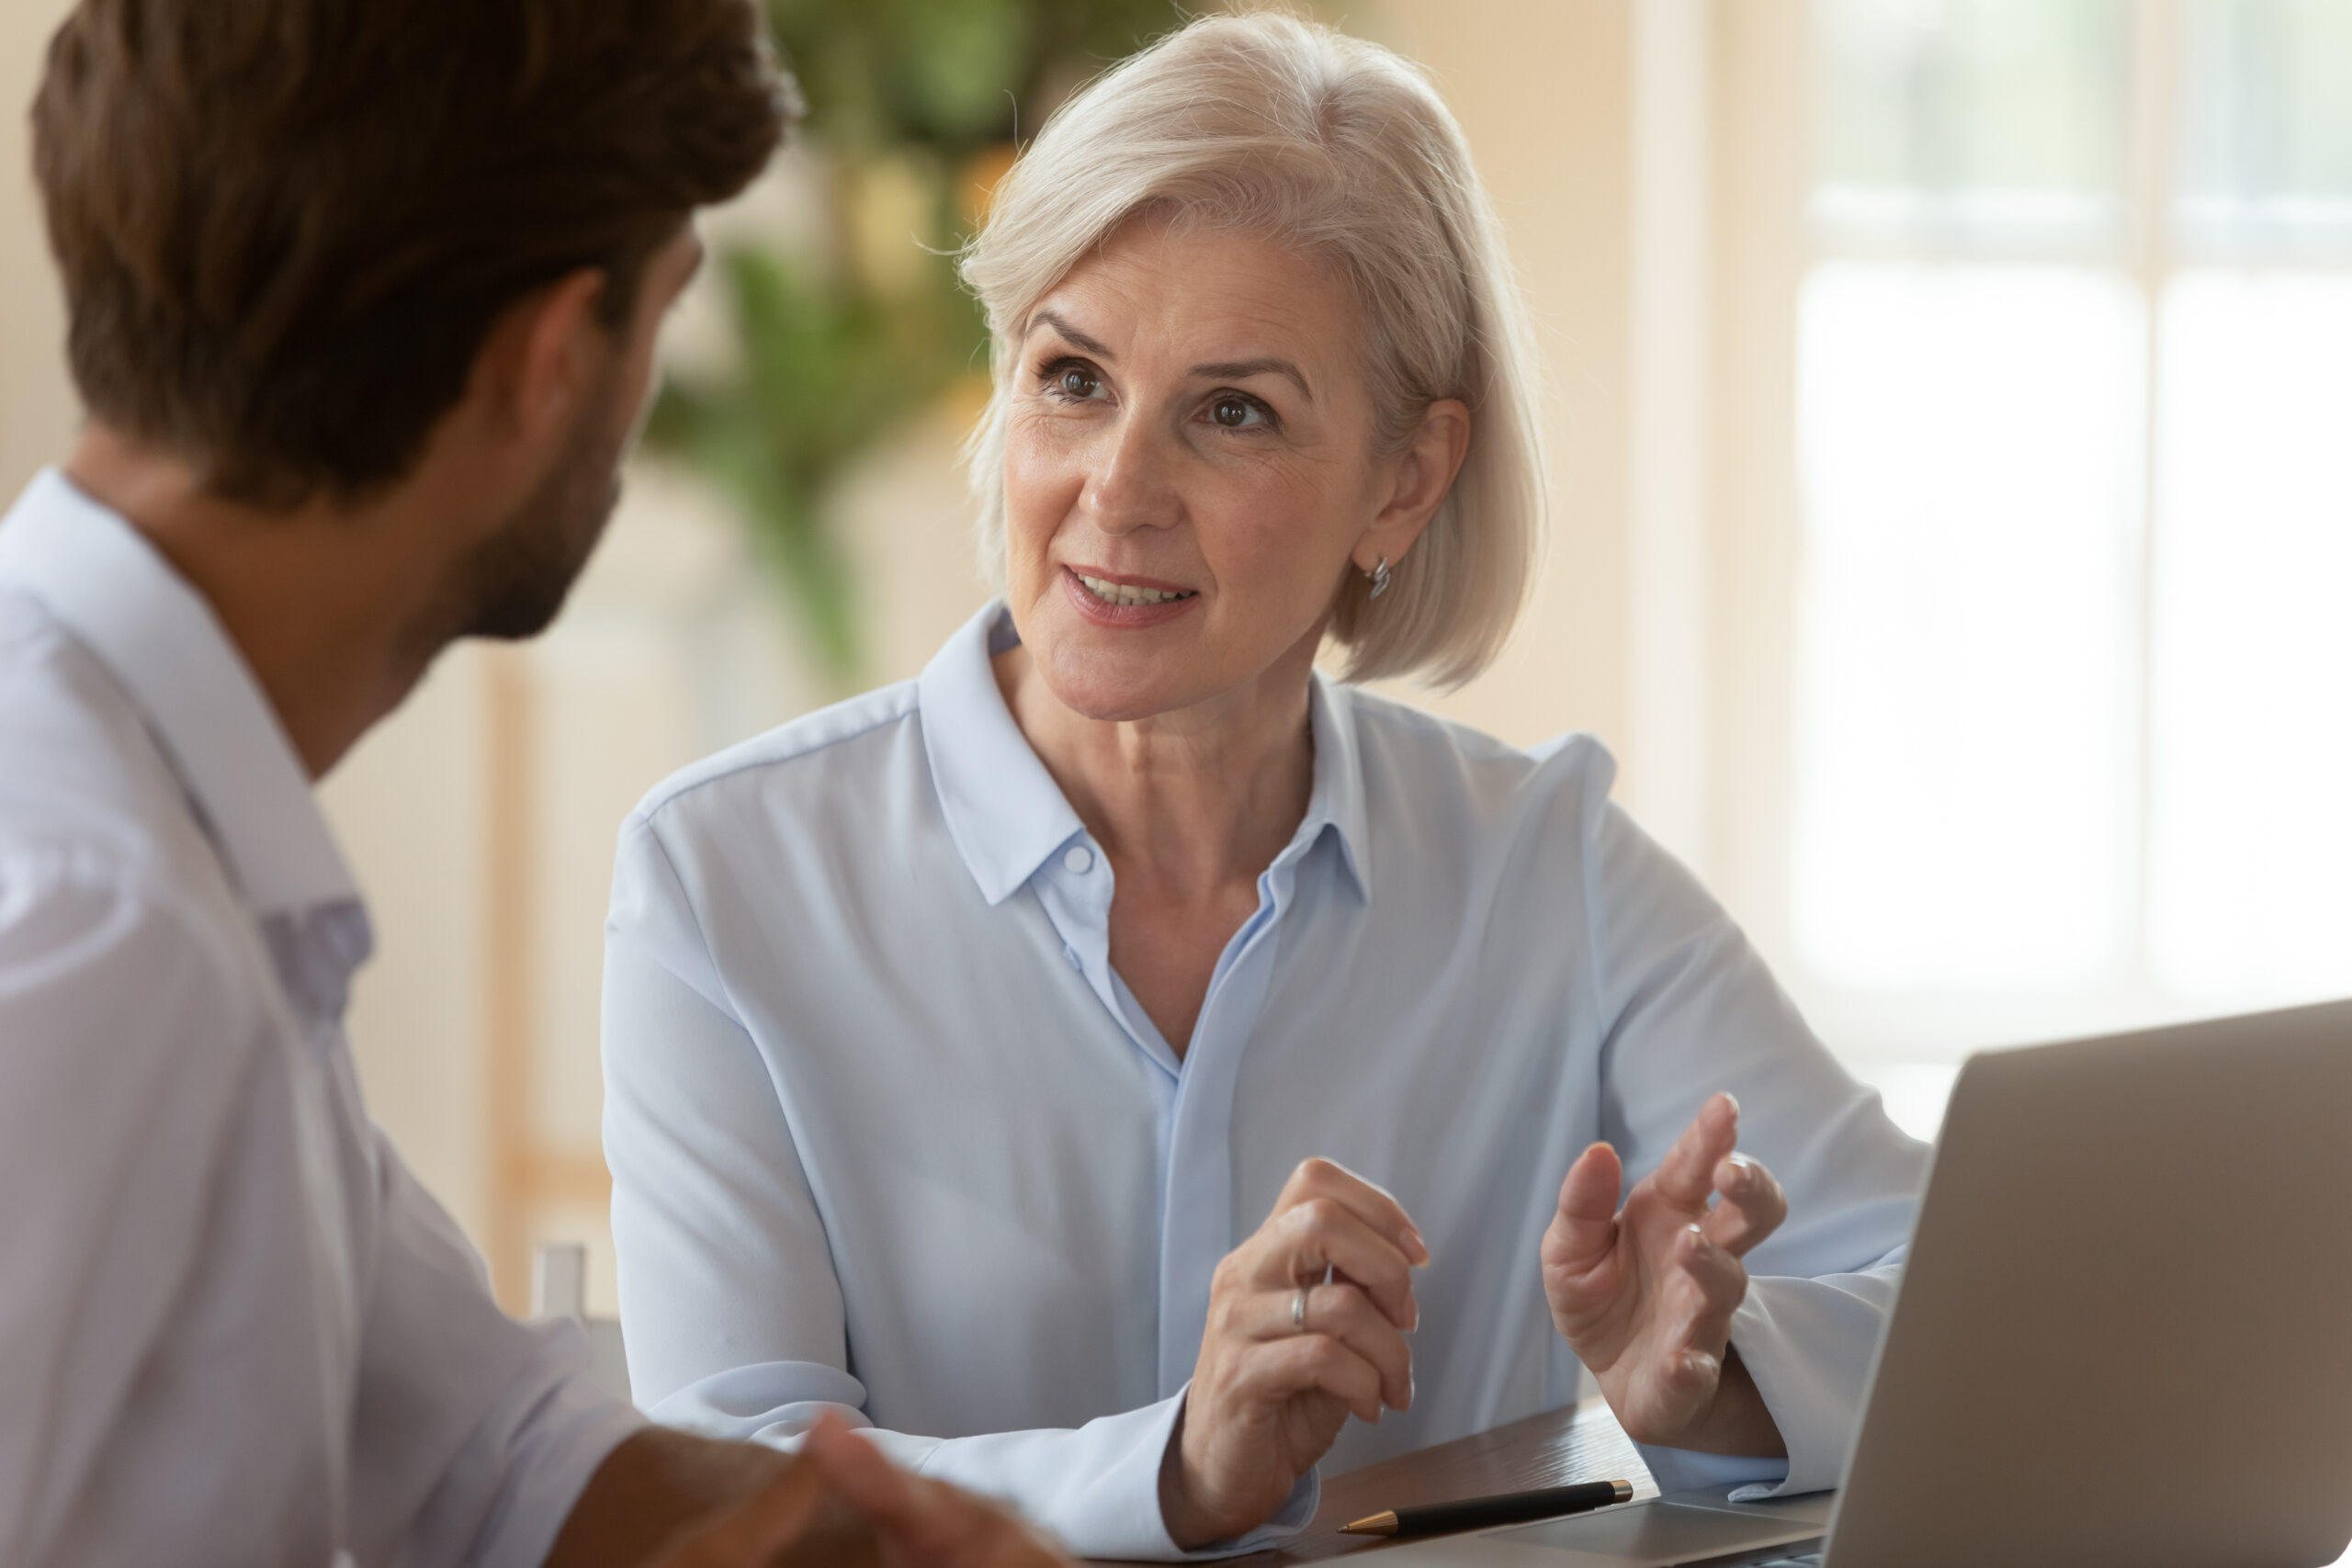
[472,267,610,447]
[1357,397,1472,572]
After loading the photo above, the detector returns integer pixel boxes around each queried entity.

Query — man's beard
[434,389,628,648]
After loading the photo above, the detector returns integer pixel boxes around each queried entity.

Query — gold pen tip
[1340,1513,1397,1536]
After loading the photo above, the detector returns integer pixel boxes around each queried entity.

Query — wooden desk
[1090,1402,2352,1568]
[1098,1400,1660,1566]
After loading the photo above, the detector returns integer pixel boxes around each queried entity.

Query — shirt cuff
[927,1384,1319,1562]
[1718,1272,1885,1500]
[1623,1267,1895,1501]
[1139,1385,1320,1560]
[1629,1441,1789,1496]
[668,1373,1317,1562]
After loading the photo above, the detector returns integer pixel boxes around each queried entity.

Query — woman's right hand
[1159,1158,1429,1549]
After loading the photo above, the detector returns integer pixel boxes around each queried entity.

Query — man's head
[423,233,699,649]
[33,0,794,649]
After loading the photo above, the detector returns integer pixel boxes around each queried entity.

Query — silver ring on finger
[1291,1285,1309,1334]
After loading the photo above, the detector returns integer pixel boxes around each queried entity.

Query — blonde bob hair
[958,11,1544,687]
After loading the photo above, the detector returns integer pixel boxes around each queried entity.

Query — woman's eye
[1056,367,1101,400]
[1210,395,1264,428]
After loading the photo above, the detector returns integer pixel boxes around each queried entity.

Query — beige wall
[0,0,76,501]
[1353,0,1767,904]
[1358,0,1636,765]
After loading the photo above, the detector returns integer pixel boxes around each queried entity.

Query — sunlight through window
[1793,0,2352,1073]
[1794,264,2141,988]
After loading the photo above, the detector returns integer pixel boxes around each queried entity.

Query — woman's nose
[1082,415,1182,534]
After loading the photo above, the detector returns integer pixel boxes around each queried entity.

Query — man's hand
[1160,1158,1428,1551]
[1542,1093,1789,1456]
[801,1415,1068,1568]
[551,1416,1071,1568]
[641,1455,834,1568]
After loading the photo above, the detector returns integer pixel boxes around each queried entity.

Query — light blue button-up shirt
[0,471,643,1566]
[603,602,1928,1560]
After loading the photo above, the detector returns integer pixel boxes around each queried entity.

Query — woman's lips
[1060,565,1199,628]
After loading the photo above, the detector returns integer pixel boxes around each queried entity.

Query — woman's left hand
[1541,1092,1790,1456]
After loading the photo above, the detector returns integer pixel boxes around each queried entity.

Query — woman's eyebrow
[1191,357,1313,403]
[1026,310,1313,404]
[1026,310,1114,358]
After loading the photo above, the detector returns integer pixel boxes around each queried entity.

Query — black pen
[1340,1480,1634,1537]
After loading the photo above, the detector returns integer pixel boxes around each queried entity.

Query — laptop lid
[1822,998,2352,1568]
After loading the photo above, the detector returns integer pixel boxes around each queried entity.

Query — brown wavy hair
[32,0,797,505]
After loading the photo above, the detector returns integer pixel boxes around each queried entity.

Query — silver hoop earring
[1365,556,1393,600]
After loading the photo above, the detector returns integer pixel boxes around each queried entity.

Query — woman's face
[1001,218,1427,724]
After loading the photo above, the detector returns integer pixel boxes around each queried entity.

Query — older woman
[602,14,1924,1562]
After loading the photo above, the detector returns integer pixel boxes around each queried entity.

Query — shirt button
[1062,844,1096,874]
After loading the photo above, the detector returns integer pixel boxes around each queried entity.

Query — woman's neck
[993,642,1318,900]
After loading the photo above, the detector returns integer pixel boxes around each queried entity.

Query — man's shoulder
[626,677,924,840]
[0,588,232,912]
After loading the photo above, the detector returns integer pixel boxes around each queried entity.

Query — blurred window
[1793,0,2352,1048]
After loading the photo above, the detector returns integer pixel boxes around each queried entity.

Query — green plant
[643,0,1187,685]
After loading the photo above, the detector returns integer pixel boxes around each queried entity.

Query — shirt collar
[0,468,361,919]
[917,600,1372,907]
[1306,669,1372,901]
[918,603,1087,906]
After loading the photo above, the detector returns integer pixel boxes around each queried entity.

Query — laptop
[1374,998,2352,1568]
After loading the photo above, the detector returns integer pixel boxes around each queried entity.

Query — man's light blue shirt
[602,602,1928,1560]
[0,471,642,1565]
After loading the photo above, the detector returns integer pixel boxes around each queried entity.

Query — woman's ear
[1359,398,1471,571]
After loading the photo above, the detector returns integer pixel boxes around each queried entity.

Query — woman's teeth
[1075,571,1193,607]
